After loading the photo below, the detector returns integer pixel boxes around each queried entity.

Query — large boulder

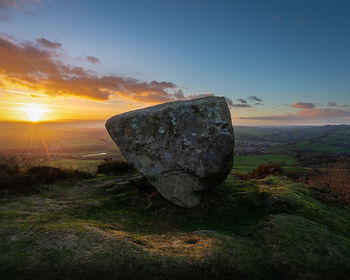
[105,96,234,207]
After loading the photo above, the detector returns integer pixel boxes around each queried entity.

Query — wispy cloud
[238,98,247,104]
[228,96,263,108]
[327,101,337,107]
[239,102,350,124]
[77,55,101,64]
[85,56,100,64]
[230,103,252,108]
[0,0,40,10]
[248,96,262,103]
[291,102,315,109]
[0,0,41,21]
[36,38,62,49]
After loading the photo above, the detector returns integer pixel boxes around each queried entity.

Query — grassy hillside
[1,174,350,279]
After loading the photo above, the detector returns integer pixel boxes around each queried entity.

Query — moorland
[0,122,350,279]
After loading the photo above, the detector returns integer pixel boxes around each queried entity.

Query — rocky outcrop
[105,96,234,207]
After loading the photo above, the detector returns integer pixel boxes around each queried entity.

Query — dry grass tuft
[309,163,350,205]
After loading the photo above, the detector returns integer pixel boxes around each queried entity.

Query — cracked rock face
[105,96,234,207]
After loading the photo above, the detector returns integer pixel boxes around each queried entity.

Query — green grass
[234,154,297,167]
[269,141,350,154]
[1,175,350,279]
[232,154,302,174]
[44,159,102,172]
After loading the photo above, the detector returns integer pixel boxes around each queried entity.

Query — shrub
[27,166,92,184]
[309,163,350,205]
[27,166,68,184]
[97,158,136,175]
[0,155,37,195]
[0,154,92,196]
[250,163,283,179]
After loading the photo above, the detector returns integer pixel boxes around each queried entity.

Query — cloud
[291,102,315,109]
[0,0,41,21]
[239,103,350,124]
[36,38,62,49]
[0,36,219,104]
[85,56,100,64]
[0,0,16,9]
[240,108,350,121]
[238,98,247,104]
[249,96,262,102]
[229,95,263,109]
[0,0,40,10]
[327,101,337,107]
[343,104,349,108]
[230,104,252,108]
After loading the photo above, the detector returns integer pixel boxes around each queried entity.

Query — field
[46,159,102,172]
[233,154,298,173]
[235,125,350,155]
[0,121,122,172]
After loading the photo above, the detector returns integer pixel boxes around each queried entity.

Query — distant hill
[234,125,350,155]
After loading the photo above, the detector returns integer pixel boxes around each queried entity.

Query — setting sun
[20,104,49,122]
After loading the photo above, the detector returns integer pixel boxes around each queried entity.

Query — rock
[105,96,234,207]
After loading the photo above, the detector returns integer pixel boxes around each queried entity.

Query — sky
[0,0,349,125]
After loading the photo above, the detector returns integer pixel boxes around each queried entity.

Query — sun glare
[21,103,49,122]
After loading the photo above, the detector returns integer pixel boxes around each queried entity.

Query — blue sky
[0,0,349,124]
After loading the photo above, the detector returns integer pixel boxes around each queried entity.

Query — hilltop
[1,172,350,279]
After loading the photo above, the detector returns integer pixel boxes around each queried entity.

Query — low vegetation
[1,152,350,279]
[97,158,136,175]
[1,172,350,279]
[0,154,92,196]
[308,163,350,205]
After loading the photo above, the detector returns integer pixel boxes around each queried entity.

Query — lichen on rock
[106,96,234,207]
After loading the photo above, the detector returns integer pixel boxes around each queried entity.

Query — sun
[21,103,49,122]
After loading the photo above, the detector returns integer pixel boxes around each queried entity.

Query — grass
[45,159,102,172]
[232,154,304,175]
[234,154,297,167]
[1,174,350,279]
[269,141,350,154]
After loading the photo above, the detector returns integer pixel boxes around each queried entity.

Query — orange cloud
[0,36,193,103]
